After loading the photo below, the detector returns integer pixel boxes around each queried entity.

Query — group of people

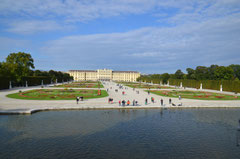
[106,82,183,107]
[119,100,138,106]
[76,96,84,104]
[108,98,114,104]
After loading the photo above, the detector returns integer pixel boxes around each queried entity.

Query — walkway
[0,82,240,115]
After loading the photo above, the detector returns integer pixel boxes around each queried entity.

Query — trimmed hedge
[169,79,240,93]
[0,76,11,90]
[21,76,52,86]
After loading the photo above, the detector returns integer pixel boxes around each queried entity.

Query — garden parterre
[150,90,240,100]
[7,89,108,100]
[54,81,104,88]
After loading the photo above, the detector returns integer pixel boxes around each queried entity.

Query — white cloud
[39,11,240,73]
[5,20,73,35]
[1,0,240,72]
[0,0,158,22]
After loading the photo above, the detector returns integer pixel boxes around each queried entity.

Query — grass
[53,82,104,88]
[7,89,108,100]
[119,82,173,89]
[149,90,240,100]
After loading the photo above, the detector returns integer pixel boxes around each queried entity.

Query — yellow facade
[68,69,140,82]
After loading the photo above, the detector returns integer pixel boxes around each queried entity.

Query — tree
[195,66,209,80]
[208,65,219,80]
[5,52,35,82]
[214,66,234,80]
[229,64,240,80]
[161,73,170,84]
[174,69,184,79]
[186,68,195,79]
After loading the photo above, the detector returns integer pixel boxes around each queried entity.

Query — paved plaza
[0,82,240,115]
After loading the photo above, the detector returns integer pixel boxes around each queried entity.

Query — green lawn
[53,82,104,88]
[149,90,240,100]
[7,89,108,100]
[119,82,173,89]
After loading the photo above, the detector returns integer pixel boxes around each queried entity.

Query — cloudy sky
[0,0,240,74]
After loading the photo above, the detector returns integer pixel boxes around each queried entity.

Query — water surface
[0,108,240,159]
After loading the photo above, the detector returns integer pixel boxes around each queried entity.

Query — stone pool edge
[1,105,240,115]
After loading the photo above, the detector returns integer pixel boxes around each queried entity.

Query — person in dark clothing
[122,100,126,106]
[169,98,172,104]
[145,98,148,105]
[76,96,79,104]
[161,99,163,106]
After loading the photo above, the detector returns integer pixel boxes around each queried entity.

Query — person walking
[133,100,135,106]
[169,98,172,104]
[148,91,150,95]
[122,100,126,106]
[145,98,148,105]
[179,95,181,100]
[76,96,79,104]
[127,100,130,106]
[161,99,163,106]
[135,101,138,106]
[119,100,121,106]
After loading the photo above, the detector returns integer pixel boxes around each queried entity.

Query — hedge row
[0,76,11,90]
[0,76,72,90]
[21,76,52,86]
[169,79,240,93]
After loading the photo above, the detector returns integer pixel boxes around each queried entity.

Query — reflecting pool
[0,108,240,159]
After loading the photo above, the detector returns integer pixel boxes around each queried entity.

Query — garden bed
[149,90,240,100]
[7,89,108,100]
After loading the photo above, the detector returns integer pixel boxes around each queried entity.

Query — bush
[169,79,240,93]
[21,76,52,86]
[0,76,11,90]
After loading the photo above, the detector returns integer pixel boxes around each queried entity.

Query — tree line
[138,64,240,83]
[0,52,73,88]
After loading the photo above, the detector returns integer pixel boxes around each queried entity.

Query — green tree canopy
[186,68,195,79]
[214,66,234,80]
[229,64,240,80]
[4,52,35,82]
[174,69,184,79]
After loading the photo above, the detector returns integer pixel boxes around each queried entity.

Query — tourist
[145,98,148,105]
[179,95,181,100]
[119,100,121,106]
[133,100,135,106]
[161,99,163,106]
[127,100,130,106]
[148,91,150,95]
[76,96,79,104]
[122,100,126,106]
[151,97,154,103]
[135,101,138,106]
[169,98,172,104]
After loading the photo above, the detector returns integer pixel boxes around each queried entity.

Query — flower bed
[149,90,240,100]
[7,89,108,100]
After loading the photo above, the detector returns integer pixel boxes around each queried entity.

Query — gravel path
[0,82,240,115]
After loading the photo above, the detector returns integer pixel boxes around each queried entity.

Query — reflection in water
[237,120,240,147]
[191,108,240,127]
[0,109,159,141]
[0,108,240,159]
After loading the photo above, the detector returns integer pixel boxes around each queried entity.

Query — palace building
[68,69,140,82]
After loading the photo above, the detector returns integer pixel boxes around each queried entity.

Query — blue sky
[0,0,240,74]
